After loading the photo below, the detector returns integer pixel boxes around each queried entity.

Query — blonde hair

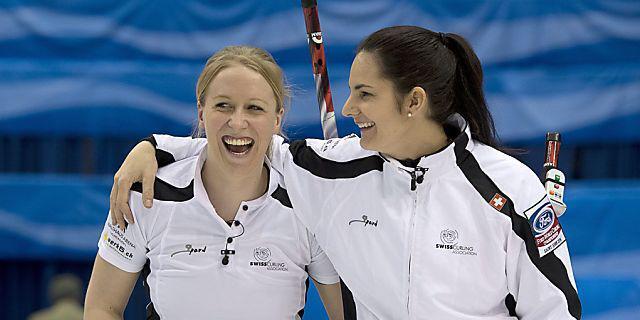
[194,45,290,137]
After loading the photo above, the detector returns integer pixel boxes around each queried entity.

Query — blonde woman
[84,46,343,320]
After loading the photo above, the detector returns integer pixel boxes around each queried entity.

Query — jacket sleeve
[145,134,207,167]
[306,230,340,285]
[505,177,582,319]
[97,192,155,273]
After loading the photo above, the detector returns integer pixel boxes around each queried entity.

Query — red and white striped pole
[543,132,567,216]
[301,0,338,139]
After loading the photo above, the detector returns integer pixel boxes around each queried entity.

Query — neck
[386,119,449,161]
[201,148,268,221]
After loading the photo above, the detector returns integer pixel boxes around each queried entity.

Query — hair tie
[438,32,447,44]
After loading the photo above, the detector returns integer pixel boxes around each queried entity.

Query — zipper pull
[410,171,417,191]
[410,167,428,191]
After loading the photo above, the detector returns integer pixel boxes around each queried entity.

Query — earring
[408,112,413,118]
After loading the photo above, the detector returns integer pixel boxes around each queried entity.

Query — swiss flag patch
[490,193,506,211]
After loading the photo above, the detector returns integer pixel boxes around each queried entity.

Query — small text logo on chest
[171,244,207,258]
[349,215,378,227]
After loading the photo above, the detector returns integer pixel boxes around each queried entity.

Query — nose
[341,94,357,118]
[227,109,248,129]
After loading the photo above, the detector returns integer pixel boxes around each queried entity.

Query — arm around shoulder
[306,232,343,319]
[313,279,344,320]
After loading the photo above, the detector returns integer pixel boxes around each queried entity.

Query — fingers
[109,177,119,226]
[111,175,127,230]
[115,177,135,227]
[142,171,155,209]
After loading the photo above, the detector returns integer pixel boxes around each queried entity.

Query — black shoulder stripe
[505,293,517,316]
[131,178,194,202]
[144,135,177,167]
[141,259,161,320]
[270,185,292,208]
[289,140,383,179]
[156,149,176,168]
[340,279,357,320]
[144,135,157,147]
[453,133,581,319]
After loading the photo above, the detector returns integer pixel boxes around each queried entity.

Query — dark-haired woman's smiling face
[342,52,413,158]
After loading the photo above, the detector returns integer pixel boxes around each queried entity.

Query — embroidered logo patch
[253,247,271,261]
[249,247,287,272]
[434,229,477,256]
[525,200,566,258]
[440,229,458,244]
[490,193,506,211]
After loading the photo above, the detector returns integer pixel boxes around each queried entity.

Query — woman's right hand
[110,141,158,230]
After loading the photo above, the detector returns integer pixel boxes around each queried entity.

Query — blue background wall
[0,0,639,319]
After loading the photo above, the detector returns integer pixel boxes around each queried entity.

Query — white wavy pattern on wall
[0,78,194,123]
[488,81,640,140]
[0,76,638,141]
[0,3,638,61]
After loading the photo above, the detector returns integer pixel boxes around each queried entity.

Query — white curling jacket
[151,114,581,319]
[98,147,339,319]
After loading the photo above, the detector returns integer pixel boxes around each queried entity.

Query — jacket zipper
[407,194,417,317]
[407,167,426,317]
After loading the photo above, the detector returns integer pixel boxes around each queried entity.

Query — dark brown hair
[356,26,499,148]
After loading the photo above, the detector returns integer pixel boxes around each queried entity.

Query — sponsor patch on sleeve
[102,222,137,260]
[523,199,566,258]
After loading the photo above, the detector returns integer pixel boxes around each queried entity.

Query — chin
[358,138,375,152]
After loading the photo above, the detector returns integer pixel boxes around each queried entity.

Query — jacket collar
[194,144,278,215]
[382,113,474,178]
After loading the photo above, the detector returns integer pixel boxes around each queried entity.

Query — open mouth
[222,135,255,155]
[357,121,375,130]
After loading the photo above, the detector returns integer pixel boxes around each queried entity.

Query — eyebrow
[210,95,269,104]
[353,84,374,90]
[249,98,269,105]
[211,95,231,101]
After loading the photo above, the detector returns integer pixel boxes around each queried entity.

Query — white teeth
[357,122,375,129]
[223,137,253,146]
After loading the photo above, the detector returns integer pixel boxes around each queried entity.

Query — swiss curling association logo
[440,229,458,244]
[254,247,271,261]
[435,229,477,256]
[250,247,287,271]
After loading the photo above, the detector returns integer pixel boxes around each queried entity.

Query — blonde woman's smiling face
[199,64,283,170]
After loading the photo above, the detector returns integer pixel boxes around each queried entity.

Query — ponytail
[443,33,499,148]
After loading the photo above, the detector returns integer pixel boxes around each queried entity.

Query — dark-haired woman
[109,26,581,319]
